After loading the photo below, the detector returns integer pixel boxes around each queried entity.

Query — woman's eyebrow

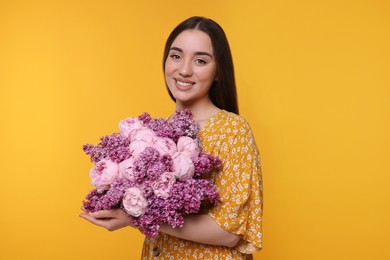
[170,47,183,53]
[170,46,213,58]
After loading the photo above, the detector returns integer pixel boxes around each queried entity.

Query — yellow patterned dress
[142,110,263,259]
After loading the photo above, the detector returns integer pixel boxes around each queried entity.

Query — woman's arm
[80,209,240,247]
[159,214,241,248]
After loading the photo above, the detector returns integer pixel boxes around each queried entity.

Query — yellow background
[0,0,389,259]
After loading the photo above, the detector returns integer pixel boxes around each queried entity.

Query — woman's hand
[79,208,135,231]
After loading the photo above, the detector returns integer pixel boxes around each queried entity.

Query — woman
[80,16,263,259]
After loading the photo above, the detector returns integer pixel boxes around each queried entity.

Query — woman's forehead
[170,30,214,55]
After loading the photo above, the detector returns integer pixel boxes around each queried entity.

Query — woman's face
[165,29,217,107]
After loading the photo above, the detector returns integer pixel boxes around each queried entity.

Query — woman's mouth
[175,79,195,89]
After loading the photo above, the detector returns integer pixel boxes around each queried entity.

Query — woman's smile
[175,78,195,89]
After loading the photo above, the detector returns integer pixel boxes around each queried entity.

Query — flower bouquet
[82,110,221,237]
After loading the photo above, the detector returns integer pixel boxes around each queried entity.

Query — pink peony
[119,157,136,181]
[90,159,119,191]
[123,187,148,217]
[152,171,176,199]
[153,137,178,157]
[129,140,153,159]
[172,153,195,181]
[177,136,200,158]
[119,117,144,139]
[130,127,156,143]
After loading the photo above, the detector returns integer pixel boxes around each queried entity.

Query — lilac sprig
[193,151,222,178]
[139,113,174,139]
[139,109,200,143]
[129,179,220,237]
[83,178,134,212]
[169,109,200,142]
[146,118,174,139]
[138,112,152,125]
[133,147,171,182]
[83,133,131,163]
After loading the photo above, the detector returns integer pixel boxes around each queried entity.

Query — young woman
[80,16,263,259]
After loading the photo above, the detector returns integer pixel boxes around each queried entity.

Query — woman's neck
[175,99,221,123]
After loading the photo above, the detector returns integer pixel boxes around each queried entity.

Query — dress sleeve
[207,118,263,254]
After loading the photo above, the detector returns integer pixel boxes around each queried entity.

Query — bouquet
[82,109,221,237]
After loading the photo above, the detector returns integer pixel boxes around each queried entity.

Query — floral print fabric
[142,110,263,259]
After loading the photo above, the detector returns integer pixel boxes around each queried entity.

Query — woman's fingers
[79,212,99,224]
[79,208,134,231]
[79,209,116,219]
[90,210,115,219]
[79,212,112,229]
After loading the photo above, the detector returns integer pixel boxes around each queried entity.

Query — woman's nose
[179,60,193,77]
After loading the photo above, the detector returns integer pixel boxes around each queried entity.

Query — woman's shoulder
[218,110,252,133]
[202,110,255,141]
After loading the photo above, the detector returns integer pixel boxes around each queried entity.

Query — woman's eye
[170,54,181,59]
[195,59,207,64]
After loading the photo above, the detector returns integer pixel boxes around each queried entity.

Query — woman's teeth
[176,80,194,86]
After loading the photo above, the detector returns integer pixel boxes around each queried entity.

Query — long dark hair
[163,16,239,115]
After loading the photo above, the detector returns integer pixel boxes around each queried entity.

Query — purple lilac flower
[147,160,167,179]
[83,144,109,163]
[109,146,132,163]
[100,133,130,149]
[138,112,152,125]
[83,133,130,163]
[193,151,222,178]
[139,180,154,197]
[161,154,173,169]
[169,109,200,142]
[133,147,161,182]
[128,179,220,237]
[145,118,174,139]
[83,179,135,212]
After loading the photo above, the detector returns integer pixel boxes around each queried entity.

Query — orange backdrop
[0,0,389,259]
